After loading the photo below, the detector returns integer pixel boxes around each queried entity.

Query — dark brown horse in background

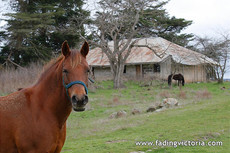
[0,41,90,153]
[168,73,185,86]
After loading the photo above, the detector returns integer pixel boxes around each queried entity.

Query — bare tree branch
[86,0,161,88]
[195,33,230,83]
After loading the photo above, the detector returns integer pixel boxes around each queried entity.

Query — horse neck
[31,60,72,128]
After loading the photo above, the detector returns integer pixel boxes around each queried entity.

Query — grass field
[61,81,230,153]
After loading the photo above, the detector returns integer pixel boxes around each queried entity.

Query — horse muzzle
[71,94,88,112]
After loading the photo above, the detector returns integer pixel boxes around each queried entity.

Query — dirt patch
[178,90,187,99]
[196,89,212,99]
[159,90,171,98]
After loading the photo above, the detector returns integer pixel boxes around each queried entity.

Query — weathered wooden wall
[92,60,208,83]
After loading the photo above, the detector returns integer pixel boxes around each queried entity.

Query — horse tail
[168,74,172,86]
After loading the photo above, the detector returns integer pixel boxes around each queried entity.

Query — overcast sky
[165,0,230,78]
[165,0,230,38]
[0,0,230,78]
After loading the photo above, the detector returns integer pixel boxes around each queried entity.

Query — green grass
[61,81,230,153]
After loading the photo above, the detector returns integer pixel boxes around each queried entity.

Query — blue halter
[62,75,88,100]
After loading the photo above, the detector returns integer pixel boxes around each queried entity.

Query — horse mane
[43,56,64,70]
[177,73,185,86]
[181,74,185,86]
[70,49,82,68]
[35,50,82,85]
[34,55,64,85]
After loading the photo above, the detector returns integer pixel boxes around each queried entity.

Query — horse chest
[13,114,66,152]
[0,116,64,153]
[15,125,64,152]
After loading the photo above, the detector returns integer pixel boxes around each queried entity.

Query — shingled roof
[87,37,217,66]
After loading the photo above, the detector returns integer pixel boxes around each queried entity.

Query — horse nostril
[83,95,88,105]
[71,94,88,107]
[71,95,78,103]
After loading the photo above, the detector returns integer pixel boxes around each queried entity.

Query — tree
[88,0,148,88]
[137,1,194,47]
[194,34,230,83]
[88,0,193,88]
[0,0,89,66]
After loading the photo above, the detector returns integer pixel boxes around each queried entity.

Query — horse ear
[62,40,71,57]
[80,41,89,58]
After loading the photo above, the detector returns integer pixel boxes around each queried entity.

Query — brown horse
[0,41,90,153]
[168,73,185,86]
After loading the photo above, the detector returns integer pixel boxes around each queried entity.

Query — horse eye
[63,69,68,73]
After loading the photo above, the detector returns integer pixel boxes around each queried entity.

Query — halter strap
[62,75,88,100]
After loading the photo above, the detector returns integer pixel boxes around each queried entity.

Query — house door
[136,65,141,78]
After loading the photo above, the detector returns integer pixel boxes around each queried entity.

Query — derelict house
[87,37,217,83]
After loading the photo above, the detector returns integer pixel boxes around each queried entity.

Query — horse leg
[54,123,67,153]
[179,81,182,90]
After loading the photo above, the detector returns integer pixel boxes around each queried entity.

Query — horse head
[61,41,89,112]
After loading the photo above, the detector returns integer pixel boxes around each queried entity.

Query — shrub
[0,62,43,94]
[178,90,187,99]
[196,89,212,99]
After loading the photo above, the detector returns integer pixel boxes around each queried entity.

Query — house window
[143,64,154,74]
[143,64,160,74]
[154,64,160,72]
[123,65,126,73]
